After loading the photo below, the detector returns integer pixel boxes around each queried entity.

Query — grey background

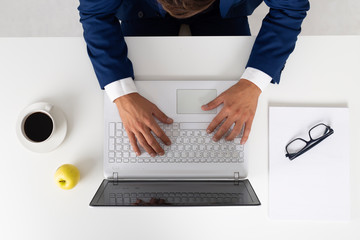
[0,0,359,37]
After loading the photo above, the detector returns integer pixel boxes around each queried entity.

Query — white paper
[269,107,350,220]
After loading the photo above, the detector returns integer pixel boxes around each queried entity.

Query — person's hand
[201,79,261,144]
[114,93,173,157]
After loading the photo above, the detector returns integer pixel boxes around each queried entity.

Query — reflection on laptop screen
[90,180,260,206]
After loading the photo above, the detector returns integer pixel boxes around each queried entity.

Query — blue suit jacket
[78,0,309,89]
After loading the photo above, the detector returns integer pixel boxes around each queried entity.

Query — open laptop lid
[90,179,260,206]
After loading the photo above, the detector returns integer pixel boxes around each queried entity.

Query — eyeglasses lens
[309,124,328,140]
[287,139,307,154]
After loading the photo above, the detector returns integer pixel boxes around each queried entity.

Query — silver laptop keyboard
[107,122,244,164]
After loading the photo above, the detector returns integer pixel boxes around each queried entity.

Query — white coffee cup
[21,103,55,143]
[17,102,67,152]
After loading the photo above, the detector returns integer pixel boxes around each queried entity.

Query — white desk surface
[0,36,359,240]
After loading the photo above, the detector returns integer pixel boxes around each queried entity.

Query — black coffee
[24,112,53,142]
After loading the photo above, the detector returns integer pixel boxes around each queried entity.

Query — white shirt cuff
[240,67,272,92]
[104,77,138,102]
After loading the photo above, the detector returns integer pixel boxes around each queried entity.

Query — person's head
[157,0,216,19]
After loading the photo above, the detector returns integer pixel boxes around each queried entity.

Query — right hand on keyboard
[114,93,173,157]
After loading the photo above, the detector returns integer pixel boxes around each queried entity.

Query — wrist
[239,78,262,96]
[114,92,139,108]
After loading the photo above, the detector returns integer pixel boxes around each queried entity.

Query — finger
[150,121,171,146]
[152,106,173,124]
[136,131,157,157]
[201,95,223,111]
[206,108,227,134]
[142,128,164,156]
[127,130,141,156]
[212,117,234,142]
[240,118,254,145]
[226,121,244,141]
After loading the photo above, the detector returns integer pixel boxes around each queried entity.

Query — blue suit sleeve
[246,0,310,84]
[78,0,134,89]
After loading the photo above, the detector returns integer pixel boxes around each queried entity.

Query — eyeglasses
[285,123,334,160]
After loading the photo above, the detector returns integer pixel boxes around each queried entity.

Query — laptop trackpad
[177,89,217,114]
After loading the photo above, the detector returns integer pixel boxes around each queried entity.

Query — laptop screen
[90,179,260,206]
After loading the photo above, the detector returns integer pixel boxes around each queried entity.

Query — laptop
[90,80,260,206]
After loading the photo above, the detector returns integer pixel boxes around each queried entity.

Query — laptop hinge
[234,172,240,185]
[113,172,118,181]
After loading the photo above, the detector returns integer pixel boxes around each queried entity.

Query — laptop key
[109,123,115,137]
[109,122,245,165]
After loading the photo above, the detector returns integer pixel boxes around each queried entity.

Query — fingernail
[212,137,218,142]
[207,129,211,134]
[150,153,156,157]
[159,151,165,156]
[166,141,171,146]
[167,118,173,123]
[136,152,140,156]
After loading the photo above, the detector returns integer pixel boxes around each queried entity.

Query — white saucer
[16,102,67,153]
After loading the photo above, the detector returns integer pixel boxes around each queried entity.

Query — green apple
[54,164,80,190]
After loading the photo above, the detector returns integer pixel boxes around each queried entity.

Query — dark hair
[157,0,216,19]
